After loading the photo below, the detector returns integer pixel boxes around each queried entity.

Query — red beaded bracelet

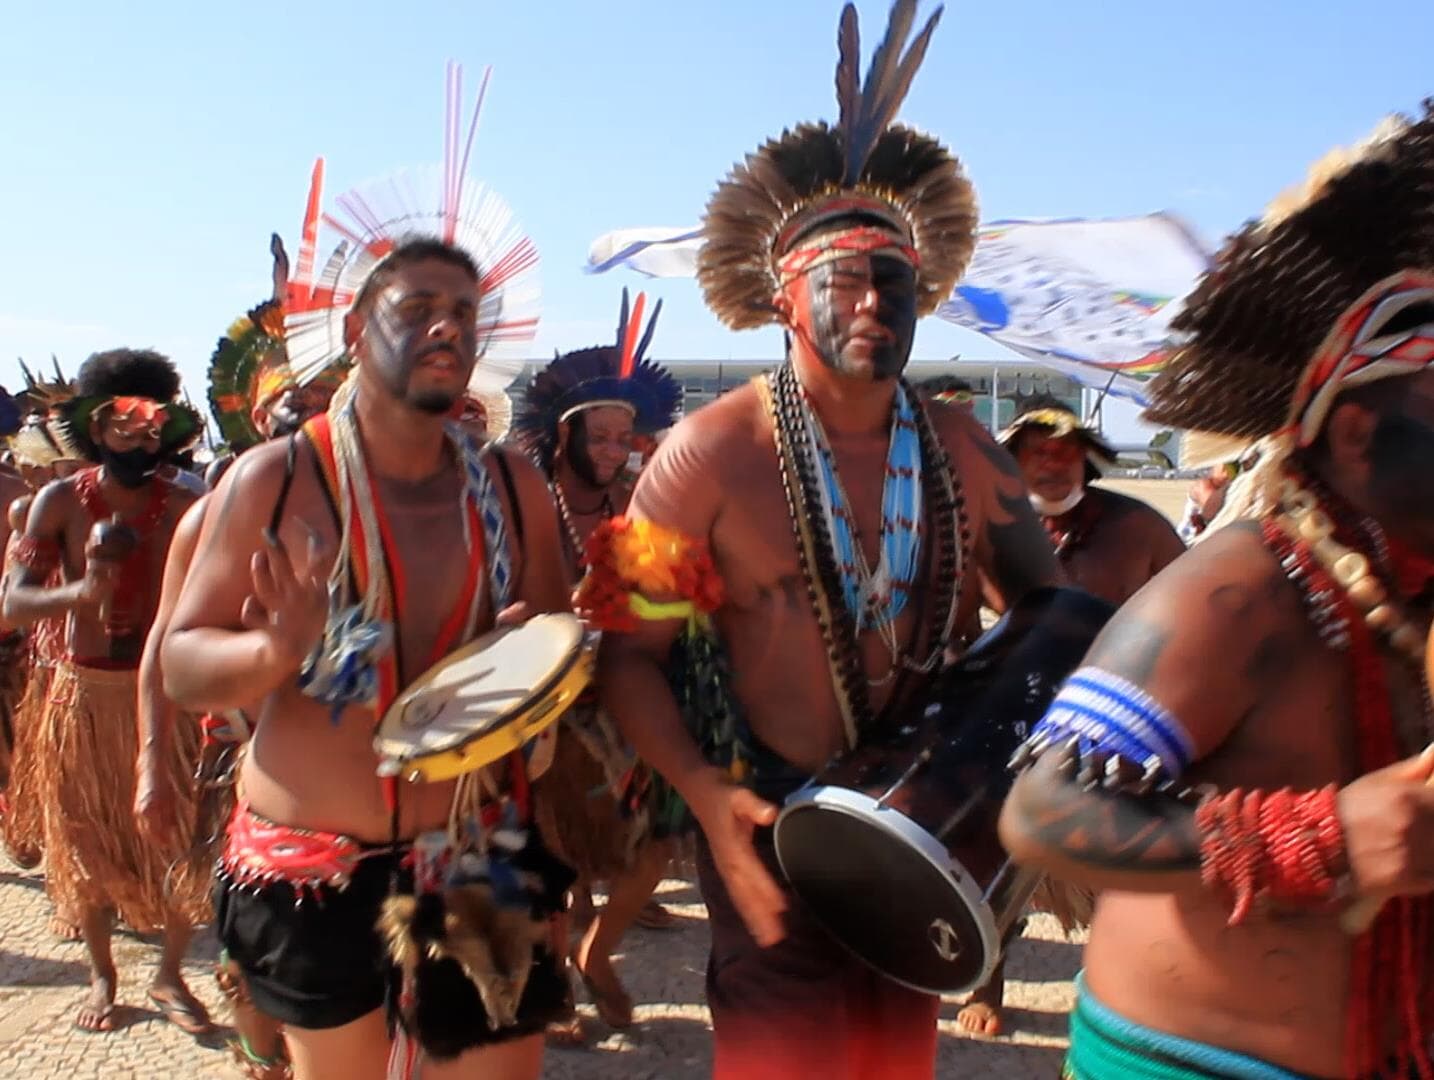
[1197,785,1345,925]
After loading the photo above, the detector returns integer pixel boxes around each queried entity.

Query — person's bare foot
[956,1000,1003,1037]
[75,972,117,1033]
[574,950,633,1029]
[50,915,82,942]
[148,978,212,1036]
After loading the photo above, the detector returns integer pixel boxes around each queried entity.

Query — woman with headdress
[513,289,684,1035]
[1001,102,1434,1079]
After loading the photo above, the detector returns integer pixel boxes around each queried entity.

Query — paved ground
[0,858,1081,1078]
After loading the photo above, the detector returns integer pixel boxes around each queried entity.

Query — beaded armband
[574,517,723,633]
[1197,785,1347,925]
[1009,666,1195,791]
[10,535,61,577]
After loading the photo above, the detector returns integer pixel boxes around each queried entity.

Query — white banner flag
[585,213,1211,406]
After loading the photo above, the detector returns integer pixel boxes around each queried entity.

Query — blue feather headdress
[513,288,681,471]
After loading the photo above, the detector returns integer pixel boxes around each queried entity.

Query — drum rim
[774,783,1002,995]
[373,612,587,762]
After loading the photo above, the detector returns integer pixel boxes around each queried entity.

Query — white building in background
[511,357,1178,468]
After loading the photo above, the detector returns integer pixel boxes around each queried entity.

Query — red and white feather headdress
[283,62,540,401]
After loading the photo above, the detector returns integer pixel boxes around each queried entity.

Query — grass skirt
[1,657,49,863]
[31,661,209,928]
[532,705,648,883]
[0,634,28,792]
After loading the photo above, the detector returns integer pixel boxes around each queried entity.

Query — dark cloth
[215,845,570,1045]
[696,825,941,1080]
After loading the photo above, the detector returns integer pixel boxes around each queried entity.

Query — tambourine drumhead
[373,613,590,782]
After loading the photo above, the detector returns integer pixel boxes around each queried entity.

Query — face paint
[360,260,481,414]
[1015,431,1087,504]
[791,252,918,381]
[100,446,161,489]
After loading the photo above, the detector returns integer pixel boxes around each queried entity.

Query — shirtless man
[595,5,1060,1074]
[2,348,210,1034]
[512,292,685,1035]
[163,236,572,1080]
[999,103,1434,1078]
[1000,397,1184,607]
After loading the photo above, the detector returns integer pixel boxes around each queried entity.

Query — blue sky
[1,0,1431,439]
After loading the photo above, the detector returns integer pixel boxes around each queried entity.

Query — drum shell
[773,587,1114,995]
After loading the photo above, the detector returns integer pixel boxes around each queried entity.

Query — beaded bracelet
[1197,785,1346,925]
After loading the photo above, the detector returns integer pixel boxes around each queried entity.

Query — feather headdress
[699,0,976,329]
[8,359,82,467]
[284,63,539,403]
[512,288,681,471]
[1145,101,1434,443]
[208,228,346,452]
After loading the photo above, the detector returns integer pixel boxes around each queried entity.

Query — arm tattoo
[1084,614,1170,685]
[1008,751,1201,871]
[986,489,1061,603]
[969,433,1061,600]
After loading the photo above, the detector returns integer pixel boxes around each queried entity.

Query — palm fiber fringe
[0,636,28,790]
[32,662,209,929]
[1,660,50,862]
[532,706,647,883]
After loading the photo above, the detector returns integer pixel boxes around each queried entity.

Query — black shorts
[214,848,571,1045]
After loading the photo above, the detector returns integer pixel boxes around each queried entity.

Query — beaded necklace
[73,467,170,641]
[552,479,614,570]
[1261,477,1433,1079]
[799,382,923,629]
[763,365,969,743]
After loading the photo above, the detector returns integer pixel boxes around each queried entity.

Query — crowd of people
[3,3,1434,1079]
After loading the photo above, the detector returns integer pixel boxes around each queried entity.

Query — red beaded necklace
[1262,490,1434,1080]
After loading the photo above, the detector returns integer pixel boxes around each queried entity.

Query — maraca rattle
[85,514,138,628]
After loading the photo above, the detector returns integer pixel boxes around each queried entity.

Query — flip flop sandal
[147,990,213,1036]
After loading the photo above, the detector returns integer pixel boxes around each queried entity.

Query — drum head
[373,613,584,763]
[775,787,998,995]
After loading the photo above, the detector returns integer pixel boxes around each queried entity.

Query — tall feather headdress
[1145,101,1434,443]
[512,288,681,472]
[283,62,539,401]
[699,0,977,329]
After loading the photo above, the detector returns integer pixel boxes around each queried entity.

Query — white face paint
[1029,487,1086,517]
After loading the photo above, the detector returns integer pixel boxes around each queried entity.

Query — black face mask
[803,253,918,381]
[100,446,161,489]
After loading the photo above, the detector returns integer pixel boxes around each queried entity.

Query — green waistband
[1065,973,1309,1080]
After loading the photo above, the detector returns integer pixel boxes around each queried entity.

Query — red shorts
[696,830,940,1079]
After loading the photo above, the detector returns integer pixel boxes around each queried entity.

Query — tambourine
[373,613,593,784]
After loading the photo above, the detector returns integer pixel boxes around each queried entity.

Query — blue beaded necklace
[800,383,924,631]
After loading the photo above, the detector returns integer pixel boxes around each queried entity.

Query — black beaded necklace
[763,364,969,744]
